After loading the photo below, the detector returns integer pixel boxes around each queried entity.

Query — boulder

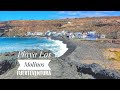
[96,69,120,79]
[0,58,18,75]
[77,63,103,75]
[77,63,120,79]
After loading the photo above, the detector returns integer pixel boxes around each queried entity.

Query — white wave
[0,38,68,57]
[50,39,68,57]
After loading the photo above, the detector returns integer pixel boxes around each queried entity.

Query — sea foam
[0,37,68,57]
[51,39,68,57]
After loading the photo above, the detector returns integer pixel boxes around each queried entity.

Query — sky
[0,11,120,21]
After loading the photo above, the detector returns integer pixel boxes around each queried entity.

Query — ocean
[0,37,68,57]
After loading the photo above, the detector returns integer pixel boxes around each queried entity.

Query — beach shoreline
[51,37,77,59]
[51,37,120,79]
[1,37,120,79]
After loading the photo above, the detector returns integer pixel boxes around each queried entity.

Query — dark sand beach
[0,38,120,79]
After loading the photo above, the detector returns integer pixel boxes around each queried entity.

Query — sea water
[0,37,68,57]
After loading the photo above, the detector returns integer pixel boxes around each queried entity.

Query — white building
[51,31,57,35]
[87,31,96,35]
[68,22,71,24]
[75,32,82,38]
[70,34,75,38]
[74,31,97,39]
[34,32,43,36]
[27,32,43,36]
[45,31,52,36]
[61,30,66,35]
[82,34,87,38]
[27,32,33,35]
[100,34,106,39]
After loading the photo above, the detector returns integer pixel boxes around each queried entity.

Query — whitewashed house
[86,31,98,40]
[66,32,75,39]
[71,33,75,38]
[74,31,99,40]
[27,32,33,36]
[51,31,57,35]
[74,32,83,38]
[87,31,96,35]
[27,32,43,36]
[100,34,106,39]
[61,30,67,36]
[68,22,71,24]
[82,33,87,38]
[57,32,63,36]
[50,31,57,36]
[68,32,72,39]
[34,32,43,36]
[45,31,52,36]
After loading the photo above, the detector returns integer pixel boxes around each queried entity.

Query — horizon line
[0,16,120,22]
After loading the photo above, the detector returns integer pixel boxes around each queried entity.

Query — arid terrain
[0,16,120,79]
[0,16,120,38]
[1,39,120,79]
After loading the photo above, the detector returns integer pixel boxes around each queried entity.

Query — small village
[26,29,120,44]
[26,30,106,40]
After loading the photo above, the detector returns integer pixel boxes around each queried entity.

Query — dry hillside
[0,16,120,37]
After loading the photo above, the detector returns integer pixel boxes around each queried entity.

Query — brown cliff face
[0,16,120,36]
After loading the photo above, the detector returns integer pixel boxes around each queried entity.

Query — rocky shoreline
[0,37,120,79]
[52,37,120,79]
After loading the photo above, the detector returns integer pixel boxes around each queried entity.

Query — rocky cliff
[0,16,120,37]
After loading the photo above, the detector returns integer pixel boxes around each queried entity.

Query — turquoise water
[0,37,68,57]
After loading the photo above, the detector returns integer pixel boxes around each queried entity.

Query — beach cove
[0,37,68,57]
[0,37,120,79]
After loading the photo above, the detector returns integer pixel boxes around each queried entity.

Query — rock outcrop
[0,49,55,76]
[77,63,120,79]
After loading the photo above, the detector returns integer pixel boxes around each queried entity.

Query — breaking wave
[0,37,68,57]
